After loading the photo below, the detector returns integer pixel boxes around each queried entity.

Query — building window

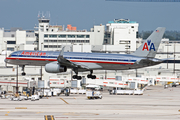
[49,45,57,48]
[49,40,57,42]
[85,40,89,43]
[86,35,90,38]
[11,34,14,37]
[68,35,75,38]
[44,40,48,42]
[44,34,48,37]
[58,45,61,48]
[44,45,48,48]
[131,26,134,28]
[58,40,63,43]
[71,40,75,43]
[7,47,14,51]
[39,20,49,23]
[104,39,108,44]
[49,35,57,38]
[77,35,85,38]
[58,35,66,38]
[7,41,16,44]
[67,40,71,43]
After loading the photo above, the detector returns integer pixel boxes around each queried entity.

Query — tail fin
[132,27,166,58]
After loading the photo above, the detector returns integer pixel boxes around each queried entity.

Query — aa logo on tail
[142,40,155,51]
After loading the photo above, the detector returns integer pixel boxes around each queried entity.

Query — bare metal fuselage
[5,50,161,71]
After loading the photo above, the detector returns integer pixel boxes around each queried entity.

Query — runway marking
[36,111,44,114]
[60,98,69,104]
[45,115,48,120]
[44,115,55,120]
[5,111,10,116]
[63,112,79,116]
[15,107,27,109]
[51,115,54,120]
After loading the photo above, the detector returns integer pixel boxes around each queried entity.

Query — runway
[0,86,180,120]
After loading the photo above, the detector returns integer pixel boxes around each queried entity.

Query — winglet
[131,27,166,58]
[59,46,65,56]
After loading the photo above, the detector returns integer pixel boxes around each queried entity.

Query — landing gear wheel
[87,74,92,78]
[21,72,26,76]
[72,75,82,80]
[72,75,77,79]
[87,70,96,79]
[92,75,96,79]
[87,74,96,79]
[77,76,82,80]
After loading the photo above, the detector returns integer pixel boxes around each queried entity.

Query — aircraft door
[45,52,50,62]
[128,57,131,65]
[16,51,19,60]
[45,52,53,62]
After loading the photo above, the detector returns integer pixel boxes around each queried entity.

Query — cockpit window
[8,55,11,57]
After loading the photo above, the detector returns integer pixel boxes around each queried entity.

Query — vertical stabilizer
[132,27,166,58]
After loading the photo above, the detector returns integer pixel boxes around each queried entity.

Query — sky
[0,0,180,31]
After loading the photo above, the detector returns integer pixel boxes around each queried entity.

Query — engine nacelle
[45,63,67,73]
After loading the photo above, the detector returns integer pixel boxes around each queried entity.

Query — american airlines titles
[21,51,46,56]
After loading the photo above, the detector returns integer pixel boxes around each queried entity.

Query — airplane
[5,27,165,80]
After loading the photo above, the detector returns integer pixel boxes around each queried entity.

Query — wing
[57,47,102,71]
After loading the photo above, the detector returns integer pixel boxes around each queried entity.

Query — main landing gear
[87,70,96,79]
[72,68,82,80]
[21,65,26,76]
[72,69,96,80]
[72,75,82,80]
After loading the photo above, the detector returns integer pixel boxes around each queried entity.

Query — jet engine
[45,62,67,73]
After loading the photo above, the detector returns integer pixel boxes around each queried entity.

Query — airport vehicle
[5,27,166,80]
[86,85,101,90]
[86,90,102,99]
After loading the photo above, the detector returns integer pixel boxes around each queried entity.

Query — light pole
[4,41,7,67]
[165,41,170,69]
[41,43,43,80]
[173,42,176,74]
[15,45,19,95]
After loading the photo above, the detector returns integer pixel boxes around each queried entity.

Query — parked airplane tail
[132,27,166,58]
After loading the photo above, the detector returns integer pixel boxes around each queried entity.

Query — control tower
[38,17,50,32]
[35,12,50,50]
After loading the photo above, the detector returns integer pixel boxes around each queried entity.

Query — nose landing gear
[21,65,26,76]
